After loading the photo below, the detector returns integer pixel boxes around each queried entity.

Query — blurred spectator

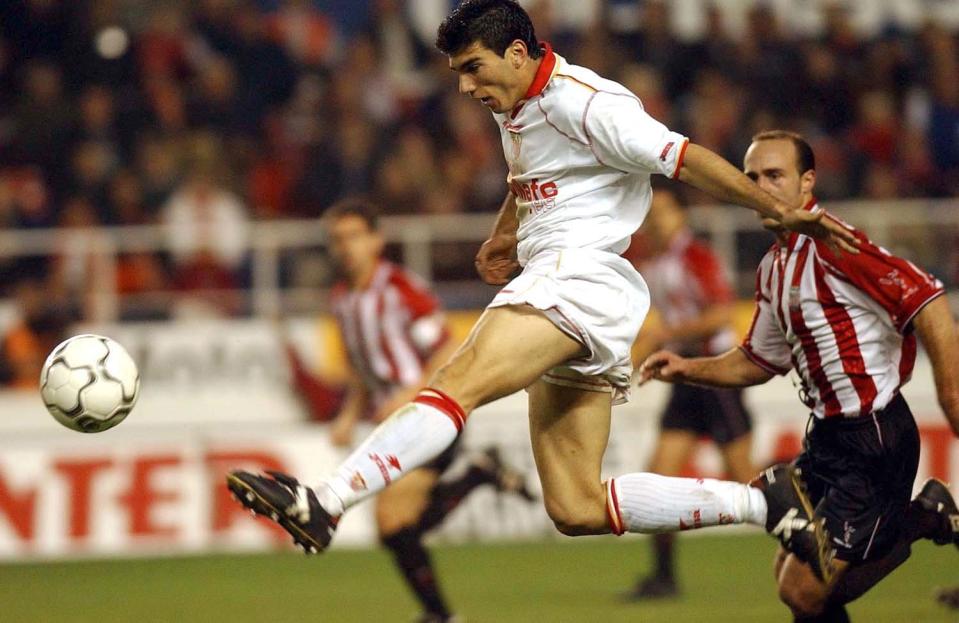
[0,0,954,317]
[11,61,73,178]
[49,196,111,319]
[162,154,250,316]
[0,280,69,390]
[107,169,170,308]
[266,0,339,68]
[136,135,182,211]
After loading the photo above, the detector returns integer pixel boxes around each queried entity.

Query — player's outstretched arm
[676,143,858,253]
[638,346,773,388]
[475,192,520,285]
[912,295,959,436]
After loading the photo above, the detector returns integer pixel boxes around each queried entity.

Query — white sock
[606,473,767,534]
[316,389,465,516]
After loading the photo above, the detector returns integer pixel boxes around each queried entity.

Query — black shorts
[794,393,920,563]
[660,384,752,445]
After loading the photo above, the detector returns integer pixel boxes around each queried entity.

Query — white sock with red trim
[315,388,465,516]
[605,473,766,534]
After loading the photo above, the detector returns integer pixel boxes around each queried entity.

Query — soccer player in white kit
[226,0,856,580]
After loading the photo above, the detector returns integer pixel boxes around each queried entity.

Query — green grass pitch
[1,534,955,622]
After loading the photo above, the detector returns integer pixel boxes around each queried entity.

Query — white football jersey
[493,44,689,265]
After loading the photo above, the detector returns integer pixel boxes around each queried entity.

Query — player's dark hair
[324,197,380,231]
[436,0,543,59]
[751,130,816,175]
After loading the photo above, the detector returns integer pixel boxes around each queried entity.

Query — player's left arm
[638,346,774,388]
[677,144,857,252]
[911,295,959,436]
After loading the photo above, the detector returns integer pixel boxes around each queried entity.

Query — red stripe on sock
[605,478,625,536]
[413,388,466,432]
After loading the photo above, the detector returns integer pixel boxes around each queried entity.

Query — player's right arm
[638,346,774,388]
[475,192,520,285]
[911,295,959,436]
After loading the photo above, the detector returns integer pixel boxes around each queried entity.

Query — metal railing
[0,199,956,319]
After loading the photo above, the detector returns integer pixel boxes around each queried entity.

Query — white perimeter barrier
[0,321,955,561]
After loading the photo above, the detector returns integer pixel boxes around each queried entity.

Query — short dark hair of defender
[436,0,543,59]
[751,130,816,175]
[324,197,380,231]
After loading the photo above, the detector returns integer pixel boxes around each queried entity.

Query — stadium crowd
[0,0,958,383]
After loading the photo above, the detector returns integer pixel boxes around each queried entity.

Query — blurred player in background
[622,185,755,600]
[286,197,533,623]
[639,131,959,621]
[228,0,859,583]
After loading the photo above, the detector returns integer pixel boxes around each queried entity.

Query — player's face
[743,139,807,209]
[448,41,529,114]
[328,215,384,283]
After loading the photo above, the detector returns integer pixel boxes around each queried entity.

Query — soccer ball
[40,334,140,433]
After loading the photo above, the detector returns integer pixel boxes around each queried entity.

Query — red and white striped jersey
[740,201,944,419]
[639,229,736,356]
[331,261,449,416]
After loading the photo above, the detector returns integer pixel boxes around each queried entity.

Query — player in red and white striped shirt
[640,131,959,620]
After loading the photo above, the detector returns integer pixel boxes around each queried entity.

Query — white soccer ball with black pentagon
[40,334,140,433]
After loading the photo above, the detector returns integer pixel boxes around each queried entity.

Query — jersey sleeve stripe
[670,137,690,179]
[897,289,945,332]
[738,345,790,375]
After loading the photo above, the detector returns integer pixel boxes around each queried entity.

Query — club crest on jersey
[510,131,522,162]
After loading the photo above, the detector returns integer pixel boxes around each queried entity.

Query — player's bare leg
[428,306,584,412]
[528,380,614,535]
[777,551,851,620]
[228,305,582,552]
[624,430,697,600]
[720,434,755,483]
[528,380,770,540]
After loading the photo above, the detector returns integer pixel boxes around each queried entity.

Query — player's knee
[778,579,827,617]
[544,500,605,536]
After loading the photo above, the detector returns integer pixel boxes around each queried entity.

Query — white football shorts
[487,248,650,404]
